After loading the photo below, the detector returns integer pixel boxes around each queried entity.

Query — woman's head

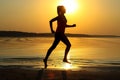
[57,5,66,15]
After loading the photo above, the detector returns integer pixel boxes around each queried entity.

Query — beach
[0,37,120,80]
[0,66,120,80]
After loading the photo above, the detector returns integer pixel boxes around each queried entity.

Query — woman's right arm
[49,17,58,33]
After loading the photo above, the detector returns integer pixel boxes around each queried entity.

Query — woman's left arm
[66,24,76,28]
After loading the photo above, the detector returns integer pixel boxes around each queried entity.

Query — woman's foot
[43,59,47,69]
[63,59,71,64]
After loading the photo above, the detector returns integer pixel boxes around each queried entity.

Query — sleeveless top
[56,15,67,33]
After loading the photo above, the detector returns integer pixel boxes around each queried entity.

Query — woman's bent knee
[67,43,71,48]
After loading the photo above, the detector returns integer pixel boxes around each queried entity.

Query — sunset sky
[0,0,120,35]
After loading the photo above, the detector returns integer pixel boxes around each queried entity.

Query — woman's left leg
[61,34,71,63]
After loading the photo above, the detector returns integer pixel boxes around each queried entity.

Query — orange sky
[0,0,120,35]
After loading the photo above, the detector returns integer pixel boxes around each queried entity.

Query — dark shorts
[54,32,71,46]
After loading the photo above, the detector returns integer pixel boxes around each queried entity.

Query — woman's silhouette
[43,5,76,68]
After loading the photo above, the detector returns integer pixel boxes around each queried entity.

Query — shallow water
[0,37,120,69]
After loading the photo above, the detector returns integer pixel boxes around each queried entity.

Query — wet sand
[0,67,120,80]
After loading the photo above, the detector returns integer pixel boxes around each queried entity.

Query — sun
[59,0,78,13]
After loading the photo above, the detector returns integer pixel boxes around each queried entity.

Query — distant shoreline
[0,31,120,38]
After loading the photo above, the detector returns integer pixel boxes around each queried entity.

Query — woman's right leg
[44,35,60,68]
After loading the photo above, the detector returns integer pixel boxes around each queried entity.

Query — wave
[0,57,120,66]
[0,38,33,43]
[0,57,43,63]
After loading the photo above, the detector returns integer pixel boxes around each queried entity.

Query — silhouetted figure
[43,5,76,68]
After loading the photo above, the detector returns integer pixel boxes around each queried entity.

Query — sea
[0,37,120,71]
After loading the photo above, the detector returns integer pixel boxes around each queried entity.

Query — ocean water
[0,37,120,70]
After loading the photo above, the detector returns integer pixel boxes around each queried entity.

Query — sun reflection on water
[63,63,72,70]
[61,62,80,70]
